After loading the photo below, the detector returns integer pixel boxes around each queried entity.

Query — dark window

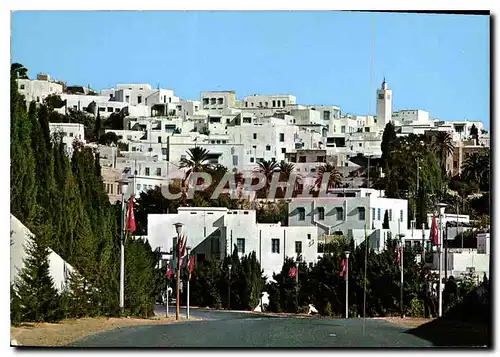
[156,168,162,176]
[266,145,271,151]
[372,208,376,221]
[336,207,344,220]
[272,239,280,253]
[158,137,162,143]
[145,167,150,176]
[299,156,306,163]
[295,241,302,254]
[20,84,25,90]
[298,207,305,221]
[359,207,365,221]
[281,148,286,154]
[137,96,142,104]
[377,208,381,220]
[237,238,245,254]
[279,133,285,142]
[253,133,257,140]
[318,207,325,221]
[272,100,276,107]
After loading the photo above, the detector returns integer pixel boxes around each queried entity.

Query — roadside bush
[406,298,425,317]
[323,302,333,317]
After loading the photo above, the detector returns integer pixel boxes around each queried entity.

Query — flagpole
[399,228,406,318]
[345,251,350,319]
[119,196,126,314]
[187,247,191,320]
[294,254,299,312]
[362,216,368,336]
[166,262,172,318]
[437,204,447,317]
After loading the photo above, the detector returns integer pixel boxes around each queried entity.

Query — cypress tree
[13,224,61,323]
[10,72,37,224]
[383,210,390,229]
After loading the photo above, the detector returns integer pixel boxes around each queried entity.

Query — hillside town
[11,62,490,347]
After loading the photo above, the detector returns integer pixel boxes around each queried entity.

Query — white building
[201,91,237,110]
[147,207,318,279]
[56,93,128,118]
[102,84,179,106]
[10,215,76,292]
[49,122,86,156]
[392,109,430,126]
[227,117,299,165]
[242,94,296,109]
[17,73,64,104]
[167,134,245,172]
[306,105,341,121]
[287,188,408,250]
[346,132,382,156]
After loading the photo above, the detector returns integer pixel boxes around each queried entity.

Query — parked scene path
[69,307,433,347]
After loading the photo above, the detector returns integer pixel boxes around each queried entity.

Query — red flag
[339,258,346,277]
[187,255,195,275]
[289,266,296,278]
[430,214,438,246]
[166,266,172,280]
[125,195,136,233]
[394,244,401,264]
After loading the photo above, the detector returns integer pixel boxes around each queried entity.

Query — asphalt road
[69,307,434,348]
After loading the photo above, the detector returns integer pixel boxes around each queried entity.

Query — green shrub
[323,302,333,317]
[406,298,425,317]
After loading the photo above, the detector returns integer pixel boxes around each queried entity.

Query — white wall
[10,215,76,292]
[243,94,296,109]
[288,191,408,240]
[17,78,63,104]
[227,122,298,165]
[147,207,318,280]
[201,91,236,110]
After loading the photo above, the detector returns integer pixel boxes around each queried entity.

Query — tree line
[10,63,160,324]
[170,239,483,318]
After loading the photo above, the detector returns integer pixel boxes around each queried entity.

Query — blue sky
[11,11,490,129]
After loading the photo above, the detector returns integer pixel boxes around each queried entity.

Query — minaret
[376,77,393,130]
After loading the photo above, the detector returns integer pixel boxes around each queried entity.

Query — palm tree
[179,147,212,178]
[255,159,279,197]
[315,163,342,192]
[461,151,490,192]
[179,147,212,202]
[278,161,300,196]
[433,132,455,175]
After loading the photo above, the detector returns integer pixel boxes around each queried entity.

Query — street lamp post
[296,254,301,311]
[186,246,191,320]
[174,222,184,321]
[345,251,350,319]
[165,259,170,318]
[437,203,447,317]
[399,233,406,318]
[118,179,129,314]
[228,264,232,310]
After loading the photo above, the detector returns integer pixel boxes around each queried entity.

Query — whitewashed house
[287,188,408,251]
[147,207,318,280]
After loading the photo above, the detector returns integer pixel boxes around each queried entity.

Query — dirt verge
[379,316,435,328]
[11,315,198,347]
